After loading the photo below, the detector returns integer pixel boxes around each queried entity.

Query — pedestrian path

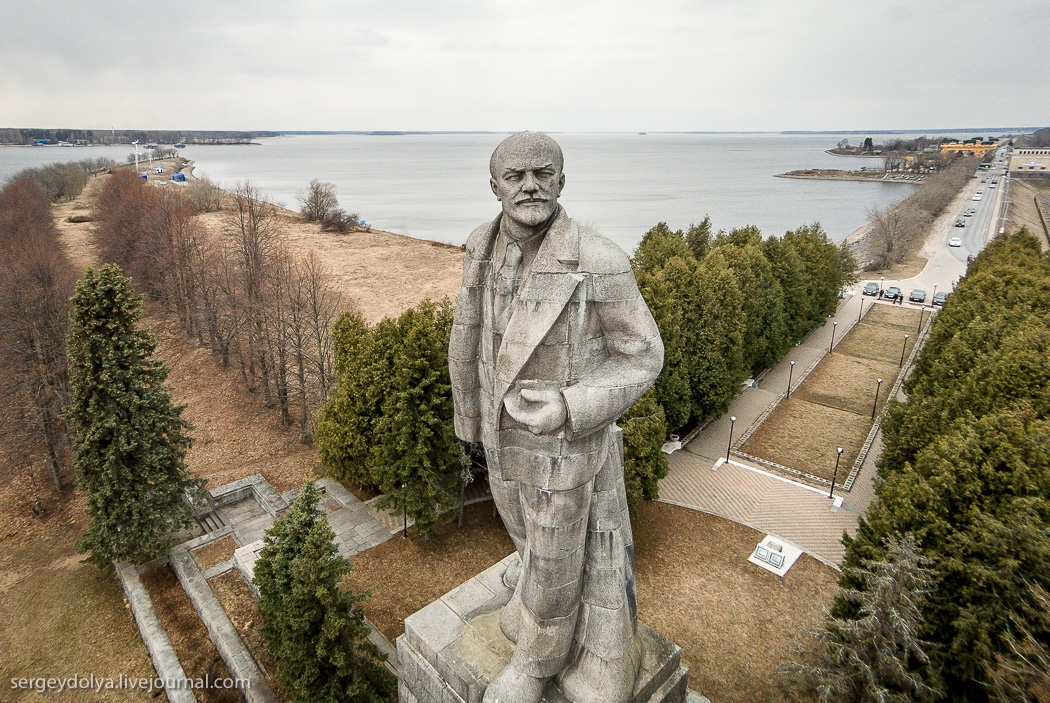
[664,291,880,568]
[660,451,858,567]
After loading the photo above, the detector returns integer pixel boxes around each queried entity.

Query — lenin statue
[448,132,664,703]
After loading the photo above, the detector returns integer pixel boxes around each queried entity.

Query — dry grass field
[0,500,156,703]
[834,320,916,366]
[741,398,872,480]
[742,304,921,482]
[863,303,923,333]
[794,352,899,417]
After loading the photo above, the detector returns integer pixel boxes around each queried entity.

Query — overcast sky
[2,0,1047,132]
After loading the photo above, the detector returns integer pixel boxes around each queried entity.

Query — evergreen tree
[787,535,939,703]
[67,265,204,567]
[255,481,395,703]
[684,216,713,260]
[762,235,812,344]
[710,241,789,371]
[840,232,1050,700]
[316,310,396,487]
[635,259,694,430]
[690,253,747,420]
[631,222,693,274]
[621,388,669,509]
[372,298,461,534]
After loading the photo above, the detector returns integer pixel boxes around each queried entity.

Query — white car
[973,194,982,201]
[949,237,963,247]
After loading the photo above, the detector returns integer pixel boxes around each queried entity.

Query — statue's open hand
[504,385,567,436]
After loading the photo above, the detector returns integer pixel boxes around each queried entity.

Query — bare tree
[297,179,338,222]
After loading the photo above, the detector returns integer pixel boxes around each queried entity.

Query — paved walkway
[661,451,857,567]
[663,294,918,568]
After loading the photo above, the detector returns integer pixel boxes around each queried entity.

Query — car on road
[973,194,982,201]
[883,286,902,301]
[955,219,966,227]
[863,282,880,296]
[964,208,975,216]
[932,291,949,306]
[949,237,963,247]
[967,254,976,263]
[909,289,927,304]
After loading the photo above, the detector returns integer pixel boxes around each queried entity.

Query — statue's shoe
[483,661,547,703]
[503,553,522,589]
[556,636,642,703]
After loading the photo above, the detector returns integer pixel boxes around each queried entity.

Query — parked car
[883,286,902,301]
[932,291,949,306]
[863,282,880,296]
[949,237,963,247]
[909,289,927,304]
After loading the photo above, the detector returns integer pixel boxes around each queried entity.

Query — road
[861,145,1010,303]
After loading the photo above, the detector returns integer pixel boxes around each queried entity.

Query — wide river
[2,131,979,252]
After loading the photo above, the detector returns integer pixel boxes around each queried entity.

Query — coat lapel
[495,208,581,385]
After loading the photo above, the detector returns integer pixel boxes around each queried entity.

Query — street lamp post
[858,298,865,323]
[871,378,884,420]
[918,305,926,334]
[830,447,844,499]
[880,276,885,297]
[787,361,795,398]
[402,483,408,538]
[933,284,938,299]
[899,334,910,368]
[830,321,838,352]
[726,416,736,462]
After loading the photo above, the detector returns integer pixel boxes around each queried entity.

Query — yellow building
[939,139,998,156]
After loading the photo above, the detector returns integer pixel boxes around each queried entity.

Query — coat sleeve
[560,241,664,439]
[449,220,497,443]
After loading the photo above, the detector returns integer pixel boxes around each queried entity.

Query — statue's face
[490,139,565,229]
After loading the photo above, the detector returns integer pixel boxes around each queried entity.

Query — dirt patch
[794,352,899,417]
[342,501,515,641]
[343,498,838,703]
[140,565,240,703]
[862,302,924,333]
[634,502,838,703]
[742,398,872,481]
[834,321,915,366]
[193,537,238,572]
[208,571,288,702]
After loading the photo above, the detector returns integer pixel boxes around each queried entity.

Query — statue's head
[489,131,565,229]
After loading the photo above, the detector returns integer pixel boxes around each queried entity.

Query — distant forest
[0,128,278,146]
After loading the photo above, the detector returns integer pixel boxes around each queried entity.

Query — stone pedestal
[397,554,690,703]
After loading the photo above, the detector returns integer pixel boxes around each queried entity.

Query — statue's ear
[558,173,566,196]
[490,178,500,200]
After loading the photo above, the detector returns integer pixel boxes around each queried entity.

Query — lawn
[741,398,872,481]
[863,302,925,334]
[0,499,155,703]
[794,352,900,417]
[344,499,839,703]
[834,320,916,366]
